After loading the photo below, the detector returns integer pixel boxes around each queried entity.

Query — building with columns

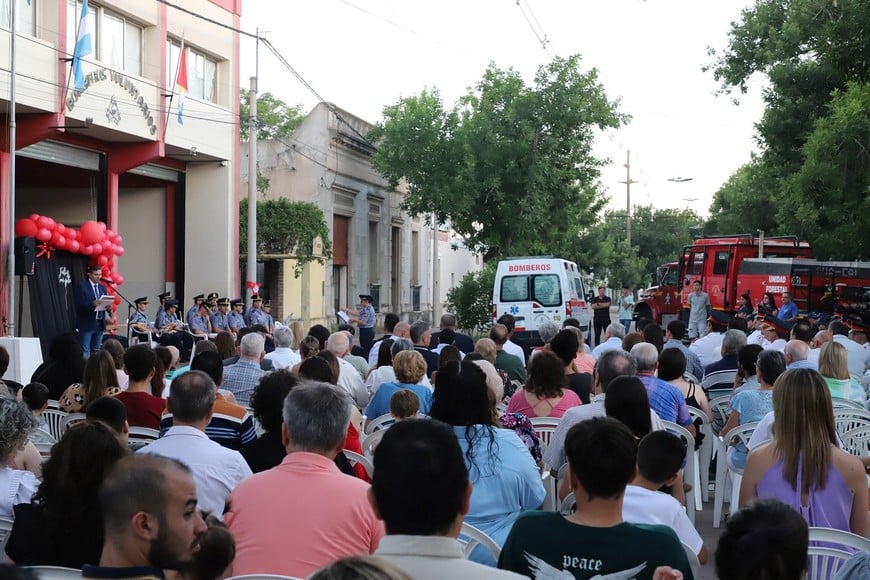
[0,0,243,337]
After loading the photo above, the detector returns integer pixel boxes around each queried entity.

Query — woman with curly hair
[0,397,39,518]
[429,360,545,565]
[6,421,128,567]
[57,351,121,413]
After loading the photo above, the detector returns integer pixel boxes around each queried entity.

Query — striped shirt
[161,393,257,450]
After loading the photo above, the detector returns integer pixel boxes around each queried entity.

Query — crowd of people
[1,290,870,580]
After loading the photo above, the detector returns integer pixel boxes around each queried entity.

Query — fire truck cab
[634,235,814,325]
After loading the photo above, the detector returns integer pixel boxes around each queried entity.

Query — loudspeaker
[14,236,36,276]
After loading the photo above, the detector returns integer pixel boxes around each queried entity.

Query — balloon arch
[15,214,126,309]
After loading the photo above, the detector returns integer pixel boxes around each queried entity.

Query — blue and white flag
[72,0,92,91]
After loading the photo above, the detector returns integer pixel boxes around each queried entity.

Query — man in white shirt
[371,418,524,579]
[264,325,301,370]
[138,370,252,515]
[497,314,527,367]
[831,320,870,378]
[327,331,369,408]
[591,323,625,359]
[622,431,707,564]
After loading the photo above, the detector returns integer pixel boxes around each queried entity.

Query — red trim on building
[209,0,242,15]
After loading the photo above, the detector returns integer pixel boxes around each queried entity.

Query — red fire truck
[634,235,814,325]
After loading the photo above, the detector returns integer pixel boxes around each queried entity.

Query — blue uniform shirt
[359,304,375,328]
[210,311,229,332]
[189,313,210,333]
[245,307,270,328]
[228,311,246,331]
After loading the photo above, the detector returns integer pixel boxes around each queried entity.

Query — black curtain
[28,250,88,359]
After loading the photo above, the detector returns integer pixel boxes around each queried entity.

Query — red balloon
[15,219,37,237]
[80,221,104,245]
[97,255,108,266]
[81,245,93,256]
[28,214,39,222]
[68,240,80,253]
[115,235,123,245]
[99,222,107,232]
[51,230,64,245]
[36,228,51,242]
[54,235,67,249]
[91,243,103,255]
[114,296,121,306]
[114,274,124,285]
[115,247,125,256]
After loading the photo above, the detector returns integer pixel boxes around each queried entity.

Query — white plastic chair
[34,441,54,458]
[709,394,732,434]
[40,408,68,441]
[682,542,702,580]
[702,370,737,391]
[713,421,758,528]
[361,428,387,458]
[840,424,870,457]
[459,521,501,561]
[60,412,86,435]
[364,413,395,435]
[683,372,700,385]
[128,426,160,440]
[559,491,576,515]
[833,408,870,436]
[46,399,60,410]
[343,449,374,479]
[832,398,867,411]
[661,420,698,523]
[30,428,57,445]
[22,567,83,580]
[530,416,561,459]
[806,527,870,580]
[688,405,714,502]
[0,516,12,555]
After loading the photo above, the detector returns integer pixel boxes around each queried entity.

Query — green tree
[445,265,496,334]
[574,205,701,288]
[239,198,333,276]
[240,90,306,141]
[369,55,627,262]
[705,0,870,258]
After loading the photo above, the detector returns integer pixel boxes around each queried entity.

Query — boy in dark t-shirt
[498,417,693,580]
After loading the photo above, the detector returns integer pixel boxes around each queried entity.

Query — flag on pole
[175,40,189,124]
[72,0,92,91]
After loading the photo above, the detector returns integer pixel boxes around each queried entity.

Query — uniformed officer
[206,291,219,312]
[228,298,247,333]
[128,296,154,340]
[186,294,205,327]
[245,294,270,328]
[157,291,171,310]
[155,299,193,360]
[346,294,376,350]
[189,302,212,336]
[262,300,275,334]
[210,298,231,333]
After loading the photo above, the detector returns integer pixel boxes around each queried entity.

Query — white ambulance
[492,256,590,347]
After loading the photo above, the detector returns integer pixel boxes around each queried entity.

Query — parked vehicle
[492,256,590,349]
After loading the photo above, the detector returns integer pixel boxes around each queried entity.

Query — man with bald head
[783,340,817,370]
[326,332,369,408]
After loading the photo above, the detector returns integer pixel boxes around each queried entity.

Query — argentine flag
[72,0,92,91]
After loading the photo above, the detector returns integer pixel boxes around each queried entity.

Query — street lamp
[668,177,693,183]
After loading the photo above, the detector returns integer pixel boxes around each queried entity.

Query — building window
[67,0,143,76]
[1,0,36,35]
[167,39,217,103]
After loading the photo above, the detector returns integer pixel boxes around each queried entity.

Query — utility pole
[247,76,257,306]
[619,150,638,247]
[431,213,440,324]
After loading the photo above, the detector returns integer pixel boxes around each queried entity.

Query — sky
[239,0,767,219]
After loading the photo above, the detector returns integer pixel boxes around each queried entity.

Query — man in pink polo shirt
[225,382,383,576]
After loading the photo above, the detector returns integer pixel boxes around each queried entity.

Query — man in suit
[76,264,110,358]
[428,313,474,354]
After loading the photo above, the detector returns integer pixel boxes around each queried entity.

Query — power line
[515,0,555,58]
[155,0,259,38]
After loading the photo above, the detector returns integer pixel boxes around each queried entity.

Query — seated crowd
[1,305,869,580]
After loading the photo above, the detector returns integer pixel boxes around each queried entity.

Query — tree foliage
[705,0,870,259]
[574,205,701,289]
[239,198,333,276]
[368,55,627,262]
[445,264,496,334]
[240,90,306,141]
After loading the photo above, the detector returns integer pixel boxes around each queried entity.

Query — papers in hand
[337,310,350,323]
[95,296,115,312]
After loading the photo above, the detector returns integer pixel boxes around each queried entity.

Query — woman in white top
[0,397,40,518]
